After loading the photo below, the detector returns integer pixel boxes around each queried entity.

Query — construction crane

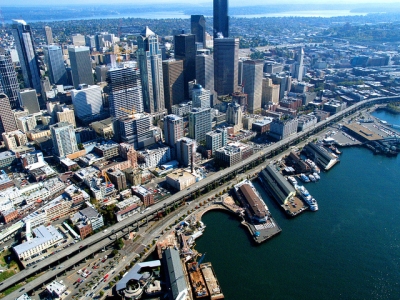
[192,252,206,271]
[119,107,136,117]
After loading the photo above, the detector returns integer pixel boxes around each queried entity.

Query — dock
[200,262,224,300]
[233,180,282,243]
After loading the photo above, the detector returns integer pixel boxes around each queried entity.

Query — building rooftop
[163,248,187,299]
[116,260,161,292]
[13,225,63,255]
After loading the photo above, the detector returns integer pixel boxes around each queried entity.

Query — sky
[4,0,400,6]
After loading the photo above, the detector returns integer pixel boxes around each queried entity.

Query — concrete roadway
[3,95,400,298]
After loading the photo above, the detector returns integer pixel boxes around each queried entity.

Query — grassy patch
[0,270,16,283]
[0,282,24,298]
[0,250,11,266]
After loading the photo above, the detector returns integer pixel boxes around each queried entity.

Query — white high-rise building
[50,122,78,157]
[189,107,212,143]
[43,45,68,86]
[71,85,103,121]
[137,27,164,114]
[192,84,210,109]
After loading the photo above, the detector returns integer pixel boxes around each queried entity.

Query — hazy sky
[6,0,400,6]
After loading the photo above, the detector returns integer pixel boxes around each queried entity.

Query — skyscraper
[43,45,68,86]
[174,34,196,99]
[243,60,263,114]
[192,84,210,109]
[107,65,144,118]
[196,50,214,93]
[164,114,184,159]
[50,122,78,157]
[11,20,41,94]
[162,59,184,113]
[191,15,206,47]
[0,94,18,139]
[71,85,104,122]
[137,27,165,114]
[44,26,53,44]
[68,46,94,88]
[0,48,20,109]
[213,0,229,38]
[214,38,239,95]
[189,107,212,143]
[20,89,40,114]
[295,47,304,81]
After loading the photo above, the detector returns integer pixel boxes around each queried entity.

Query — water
[196,111,400,300]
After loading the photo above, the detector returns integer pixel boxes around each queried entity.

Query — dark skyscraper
[68,46,94,88]
[0,94,17,139]
[162,59,184,113]
[12,20,42,94]
[191,15,206,47]
[213,0,229,38]
[0,48,20,109]
[214,38,239,95]
[174,34,196,99]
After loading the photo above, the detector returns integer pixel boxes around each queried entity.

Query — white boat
[300,173,310,183]
[287,176,298,186]
[309,174,316,182]
[295,185,318,211]
[313,172,320,180]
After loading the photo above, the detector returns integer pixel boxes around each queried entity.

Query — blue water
[196,111,400,300]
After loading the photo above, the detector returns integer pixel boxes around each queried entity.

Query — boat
[287,176,298,186]
[300,173,310,183]
[308,174,316,182]
[295,185,318,211]
[306,159,320,173]
[312,172,320,180]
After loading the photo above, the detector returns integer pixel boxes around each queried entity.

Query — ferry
[300,173,310,183]
[295,185,318,211]
[287,176,298,186]
[309,174,316,182]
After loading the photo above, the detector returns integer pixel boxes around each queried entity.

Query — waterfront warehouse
[303,142,339,170]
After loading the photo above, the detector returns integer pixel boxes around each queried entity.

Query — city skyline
[4,0,399,6]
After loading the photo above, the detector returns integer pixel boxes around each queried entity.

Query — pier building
[303,142,339,170]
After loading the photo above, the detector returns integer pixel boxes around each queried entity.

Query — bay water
[196,111,400,300]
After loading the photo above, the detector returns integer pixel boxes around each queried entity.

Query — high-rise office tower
[107,65,144,118]
[189,107,212,143]
[137,27,165,114]
[11,20,41,94]
[0,48,21,109]
[43,45,68,86]
[164,114,183,159]
[50,122,78,157]
[272,73,291,101]
[243,60,263,113]
[71,85,103,122]
[95,33,104,52]
[20,89,40,114]
[262,77,280,107]
[174,34,196,99]
[68,46,94,88]
[295,47,304,81]
[44,26,53,44]
[191,15,206,47]
[95,65,109,83]
[118,113,154,149]
[85,35,96,50]
[192,84,211,109]
[196,50,214,94]
[213,0,229,38]
[72,34,86,46]
[214,38,239,95]
[162,59,184,113]
[0,94,17,139]
[226,101,243,131]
